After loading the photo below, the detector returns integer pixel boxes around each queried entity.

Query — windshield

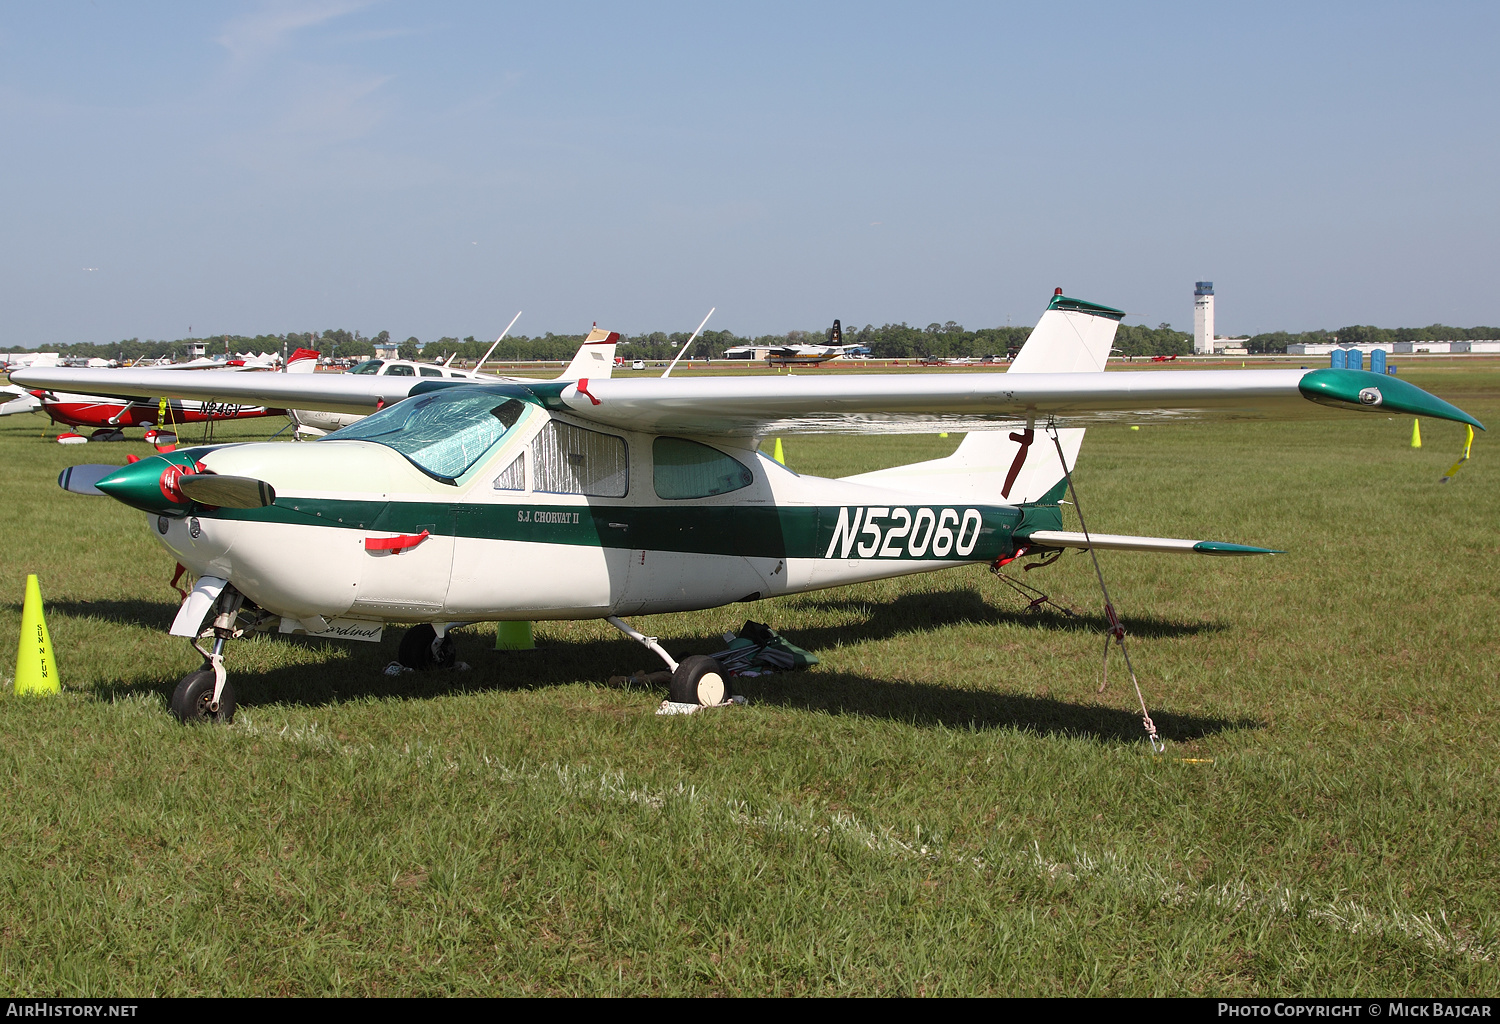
[322,389,529,481]
[349,360,383,375]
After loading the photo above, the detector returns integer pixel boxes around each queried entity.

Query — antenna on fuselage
[476,311,523,374]
[662,307,715,379]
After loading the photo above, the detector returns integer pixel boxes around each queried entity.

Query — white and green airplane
[16,292,1483,724]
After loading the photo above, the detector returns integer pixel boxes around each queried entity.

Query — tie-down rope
[1046,420,1164,753]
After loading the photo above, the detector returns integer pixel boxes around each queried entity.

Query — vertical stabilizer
[840,427,1083,504]
[286,348,322,375]
[841,290,1120,503]
[1008,291,1125,374]
[557,329,620,381]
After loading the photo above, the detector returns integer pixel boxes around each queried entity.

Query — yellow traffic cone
[1410,419,1422,449]
[495,620,535,651]
[772,437,785,464]
[938,432,948,438]
[15,575,60,695]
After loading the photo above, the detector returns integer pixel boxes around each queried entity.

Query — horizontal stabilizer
[1023,530,1282,555]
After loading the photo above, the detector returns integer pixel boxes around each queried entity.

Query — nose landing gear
[170,664,237,724]
[172,585,245,724]
[396,623,458,670]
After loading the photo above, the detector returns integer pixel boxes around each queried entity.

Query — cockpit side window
[384,364,415,377]
[531,421,629,497]
[349,360,383,375]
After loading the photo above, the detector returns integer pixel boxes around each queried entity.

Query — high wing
[16,357,1482,436]
[13,366,415,417]
[15,330,623,419]
[539,366,1483,435]
[14,294,1483,434]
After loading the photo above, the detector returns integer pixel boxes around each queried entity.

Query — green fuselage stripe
[205,496,1059,562]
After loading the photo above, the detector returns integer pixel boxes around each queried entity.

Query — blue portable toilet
[1331,349,1347,369]
[1370,349,1387,375]
[1348,349,1363,371]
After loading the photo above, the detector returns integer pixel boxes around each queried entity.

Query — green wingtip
[1193,542,1285,556]
[1299,369,1485,431]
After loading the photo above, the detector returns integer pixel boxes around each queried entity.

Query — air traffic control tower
[1193,281,1215,354]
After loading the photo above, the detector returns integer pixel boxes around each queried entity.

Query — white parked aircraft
[17,292,1482,725]
[285,328,620,436]
[0,352,60,371]
[0,384,42,417]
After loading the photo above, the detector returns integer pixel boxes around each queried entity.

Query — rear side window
[532,421,628,497]
[653,437,753,499]
[419,366,443,377]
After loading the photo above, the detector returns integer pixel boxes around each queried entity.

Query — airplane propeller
[58,464,124,496]
[176,473,277,509]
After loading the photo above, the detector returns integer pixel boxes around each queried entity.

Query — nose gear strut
[172,585,245,724]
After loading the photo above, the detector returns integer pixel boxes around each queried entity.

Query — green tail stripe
[1046,294,1126,321]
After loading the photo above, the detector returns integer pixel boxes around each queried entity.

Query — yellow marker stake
[158,396,167,425]
[1440,424,1475,484]
[1410,418,1422,449]
[14,575,60,695]
[772,437,785,465]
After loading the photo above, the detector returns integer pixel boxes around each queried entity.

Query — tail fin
[1007,290,1124,373]
[556,328,619,381]
[843,290,1120,503]
[286,348,321,375]
[841,427,1083,504]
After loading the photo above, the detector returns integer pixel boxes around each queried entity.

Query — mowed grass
[0,366,1497,996]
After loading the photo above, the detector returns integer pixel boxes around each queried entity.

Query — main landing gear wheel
[670,655,728,706]
[170,666,237,724]
[397,624,456,671]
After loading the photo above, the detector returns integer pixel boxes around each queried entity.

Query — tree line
[8,320,1499,363]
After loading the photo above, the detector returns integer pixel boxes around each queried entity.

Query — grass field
[1,366,1496,996]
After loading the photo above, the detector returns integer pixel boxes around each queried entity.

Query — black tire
[170,666,237,724]
[669,655,728,706]
[397,624,456,670]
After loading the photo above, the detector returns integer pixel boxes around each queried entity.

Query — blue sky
[2,2,1496,345]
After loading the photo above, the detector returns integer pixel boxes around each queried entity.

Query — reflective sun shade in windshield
[323,391,528,481]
